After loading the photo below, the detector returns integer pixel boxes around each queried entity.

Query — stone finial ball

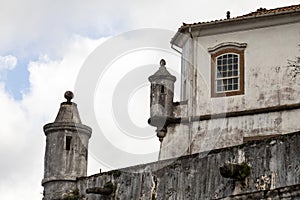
[64,91,74,102]
[160,59,166,67]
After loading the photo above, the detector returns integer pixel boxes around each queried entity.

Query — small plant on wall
[62,189,84,200]
[288,45,300,78]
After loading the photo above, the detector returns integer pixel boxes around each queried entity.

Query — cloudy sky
[1,0,299,199]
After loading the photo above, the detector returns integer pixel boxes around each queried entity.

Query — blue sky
[0,0,133,99]
[1,1,300,199]
[4,58,29,99]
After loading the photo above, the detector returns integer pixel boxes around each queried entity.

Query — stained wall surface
[160,19,300,159]
[76,131,300,199]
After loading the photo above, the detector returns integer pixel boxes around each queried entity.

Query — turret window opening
[150,84,155,104]
[160,85,165,94]
[66,136,72,151]
[183,80,187,100]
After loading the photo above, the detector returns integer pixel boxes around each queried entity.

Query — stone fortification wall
[73,131,300,199]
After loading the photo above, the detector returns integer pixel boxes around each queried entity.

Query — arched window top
[208,42,247,54]
[216,53,239,60]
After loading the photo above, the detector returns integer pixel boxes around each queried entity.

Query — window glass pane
[234,56,238,63]
[218,86,223,91]
[233,84,238,90]
[215,53,241,93]
[222,59,227,65]
[217,80,223,92]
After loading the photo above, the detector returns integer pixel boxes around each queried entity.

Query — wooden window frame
[210,47,245,97]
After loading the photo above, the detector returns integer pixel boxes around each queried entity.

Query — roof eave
[183,8,300,31]
[170,31,183,48]
[171,9,300,46]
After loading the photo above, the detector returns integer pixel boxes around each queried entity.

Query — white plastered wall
[160,22,300,159]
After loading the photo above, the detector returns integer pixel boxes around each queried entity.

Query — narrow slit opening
[161,85,165,93]
[66,136,72,151]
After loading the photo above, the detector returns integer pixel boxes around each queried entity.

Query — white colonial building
[148,4,300,160]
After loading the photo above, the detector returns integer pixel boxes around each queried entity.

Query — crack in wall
[150,175,158,200]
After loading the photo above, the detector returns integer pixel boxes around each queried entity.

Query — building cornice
[168,103,300,124]
[43,122,92,137]
[42,176,77,186]
[171,8,300,48]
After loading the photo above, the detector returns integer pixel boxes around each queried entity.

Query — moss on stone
[111,170,122,178]
[62,189,83,200]
[220,162,251,181]
[236,162,251,181]
[104,181,114,189]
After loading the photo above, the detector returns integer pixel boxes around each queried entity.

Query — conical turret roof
[43,91,92,137]
[54,91,82,123]
[149,59,176,82]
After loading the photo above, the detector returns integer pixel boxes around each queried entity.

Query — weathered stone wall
[160,108,300,159]
[76,131,300,199]
[42,98,92,200]
[160,123,190,159]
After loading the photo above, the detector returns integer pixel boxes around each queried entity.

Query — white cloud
[0,55,17,71]
[0,0,132,57]
[0,35,107,199]
[0,0,299,58]
[0,82,42,200]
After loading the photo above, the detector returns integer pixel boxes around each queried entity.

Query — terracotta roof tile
[180,4,300,30]
[240,4,300,18]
